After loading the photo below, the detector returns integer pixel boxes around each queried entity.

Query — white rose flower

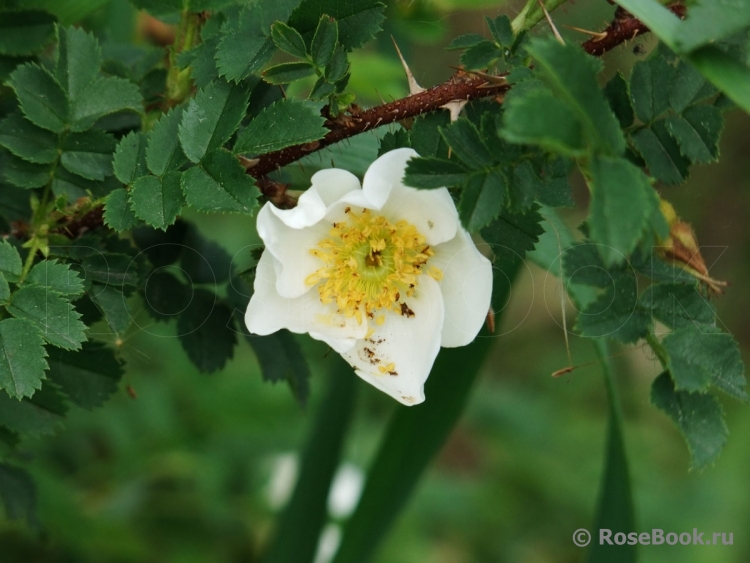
[245,148,492,406]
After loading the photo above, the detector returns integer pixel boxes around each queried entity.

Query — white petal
[269,168,362,228]
[431,228,493,347]
[362,148,458,245]
[340,276,445,406]
[256,204,328,298]
[245,251,368,342]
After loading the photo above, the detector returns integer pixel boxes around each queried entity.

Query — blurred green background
[2,1,749,562]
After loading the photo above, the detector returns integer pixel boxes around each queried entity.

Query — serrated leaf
[47,342,124,409]
[60,130,116,181]
[113,131,148,185]
[234,99,327,156]
[247,330,311,404]
[55,25,101,102]
[377,128,411,156]
[288,0,385,50]
[88,284,132,334]
[70,76,142,132]
[663,326,746,399]
[588,156,660,265]
[180,223,233,283]
[666,105,723,164]
[0,318,48,399]
[0,113,59,164]
[0,11,56,56]
[0,385,66,437]
[576,273,650,343]
[526,38,625,154]
[26,260,84,297]
[271,21,308,58]
[411,112,450,158]
[0,274,8,303]
[1,151,51,189]
[631,121,690,184]
[181,150,260,214]
[6,286,87,350]
[604,72,634,129]
[132,222,189,268]
[403,157,469,189]
[669,59,715,113]
[177,289,237,373]
[81,253,139,287]
[630,56,673,123]
[262,61,316,84]
[8,63,68,133]
[460,40,502,70]
[640,283,715,329]
[177,37,219,88]
[143,271,190,322]
[215,6,277,82]
[439,118,493,169]
[486,15,513,46]
[673,0,750,53]
[130,172,184,230]
[179,79,250,163]
[311,16,338,67]
[146,106,187,176]
[0,240,22,282]
[51,168,118,200]
[459,171,505,231]
[0,463,38,528]
[651,372,727,470]
[324,46,348,82]
[446,33,484,50]
[501,88,586,156]
[104,188,138,232]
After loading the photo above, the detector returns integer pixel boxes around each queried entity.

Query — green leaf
[662,326,747,398]
[0,463,38,528]
[8,63,69,133]
[687,45,750,114]
[669,59,715,113]
[410,112,450,158]
[439,118,493,169]
[60,130,116,181]
[0,11,56,56]
[177,290,237,373]
[640,283,715,329]
[88,284,132,334]
[651,372,727,470]
[501,88,586,156]
[142,271,190,322]
[459,171,506,231]
[586,340,636,563]
[262,61,316,84]
[446,33,484,50]
[179,79,250,163]
[604,72,634,129]
[26,259,84,297]
[526,38,625,154]
[263,356,354,563]
[0,113,59,164]
[130,172,184,230]
[104,188,138,232]
[113,131,148,185]
[0,318,48,399]
[7,285,87,350]
[271,21,308,58]
[69,76,143,132]
[0,239,23,283]
[1,151,51,189]
[146,106,188,176]
[459,40,502,70]
[403,156,469,189]
[47,342,124,409]
[486,15,514,46]
[234,99,327,156]
[246,330,311,404]
[215,7,276,82]
[587,156,659,265]
[51,168,117,200]
[324,45,349,82]
[180,224,232,283]
[55,25,101,102]
[630,56,674,123]
[576,274,650,343]
[311,15,338,67]
[0,385,66,437]
[81,253,139,287]
[0,274,8,304]
[631,121,690,184]
[665,105,723,164]
[672,0,750,53]
[181,150,260,214]
[289,0,386,50]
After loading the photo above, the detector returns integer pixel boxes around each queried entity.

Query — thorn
[391,35,425,95]
[238,156,259,169]
[453,67,509,86]
[486,307,495,333]
[538,0,565,45]
[564,25,607,42]
[441,99,468,122]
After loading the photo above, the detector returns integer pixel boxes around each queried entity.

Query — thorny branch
[43,3,686,238]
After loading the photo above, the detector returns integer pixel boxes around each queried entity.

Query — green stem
[511,0,570,35]
[165,10,202,109]
[646,332,669,369]
[18,185,52,283]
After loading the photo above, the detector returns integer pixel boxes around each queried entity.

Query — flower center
[305,208,443,324]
